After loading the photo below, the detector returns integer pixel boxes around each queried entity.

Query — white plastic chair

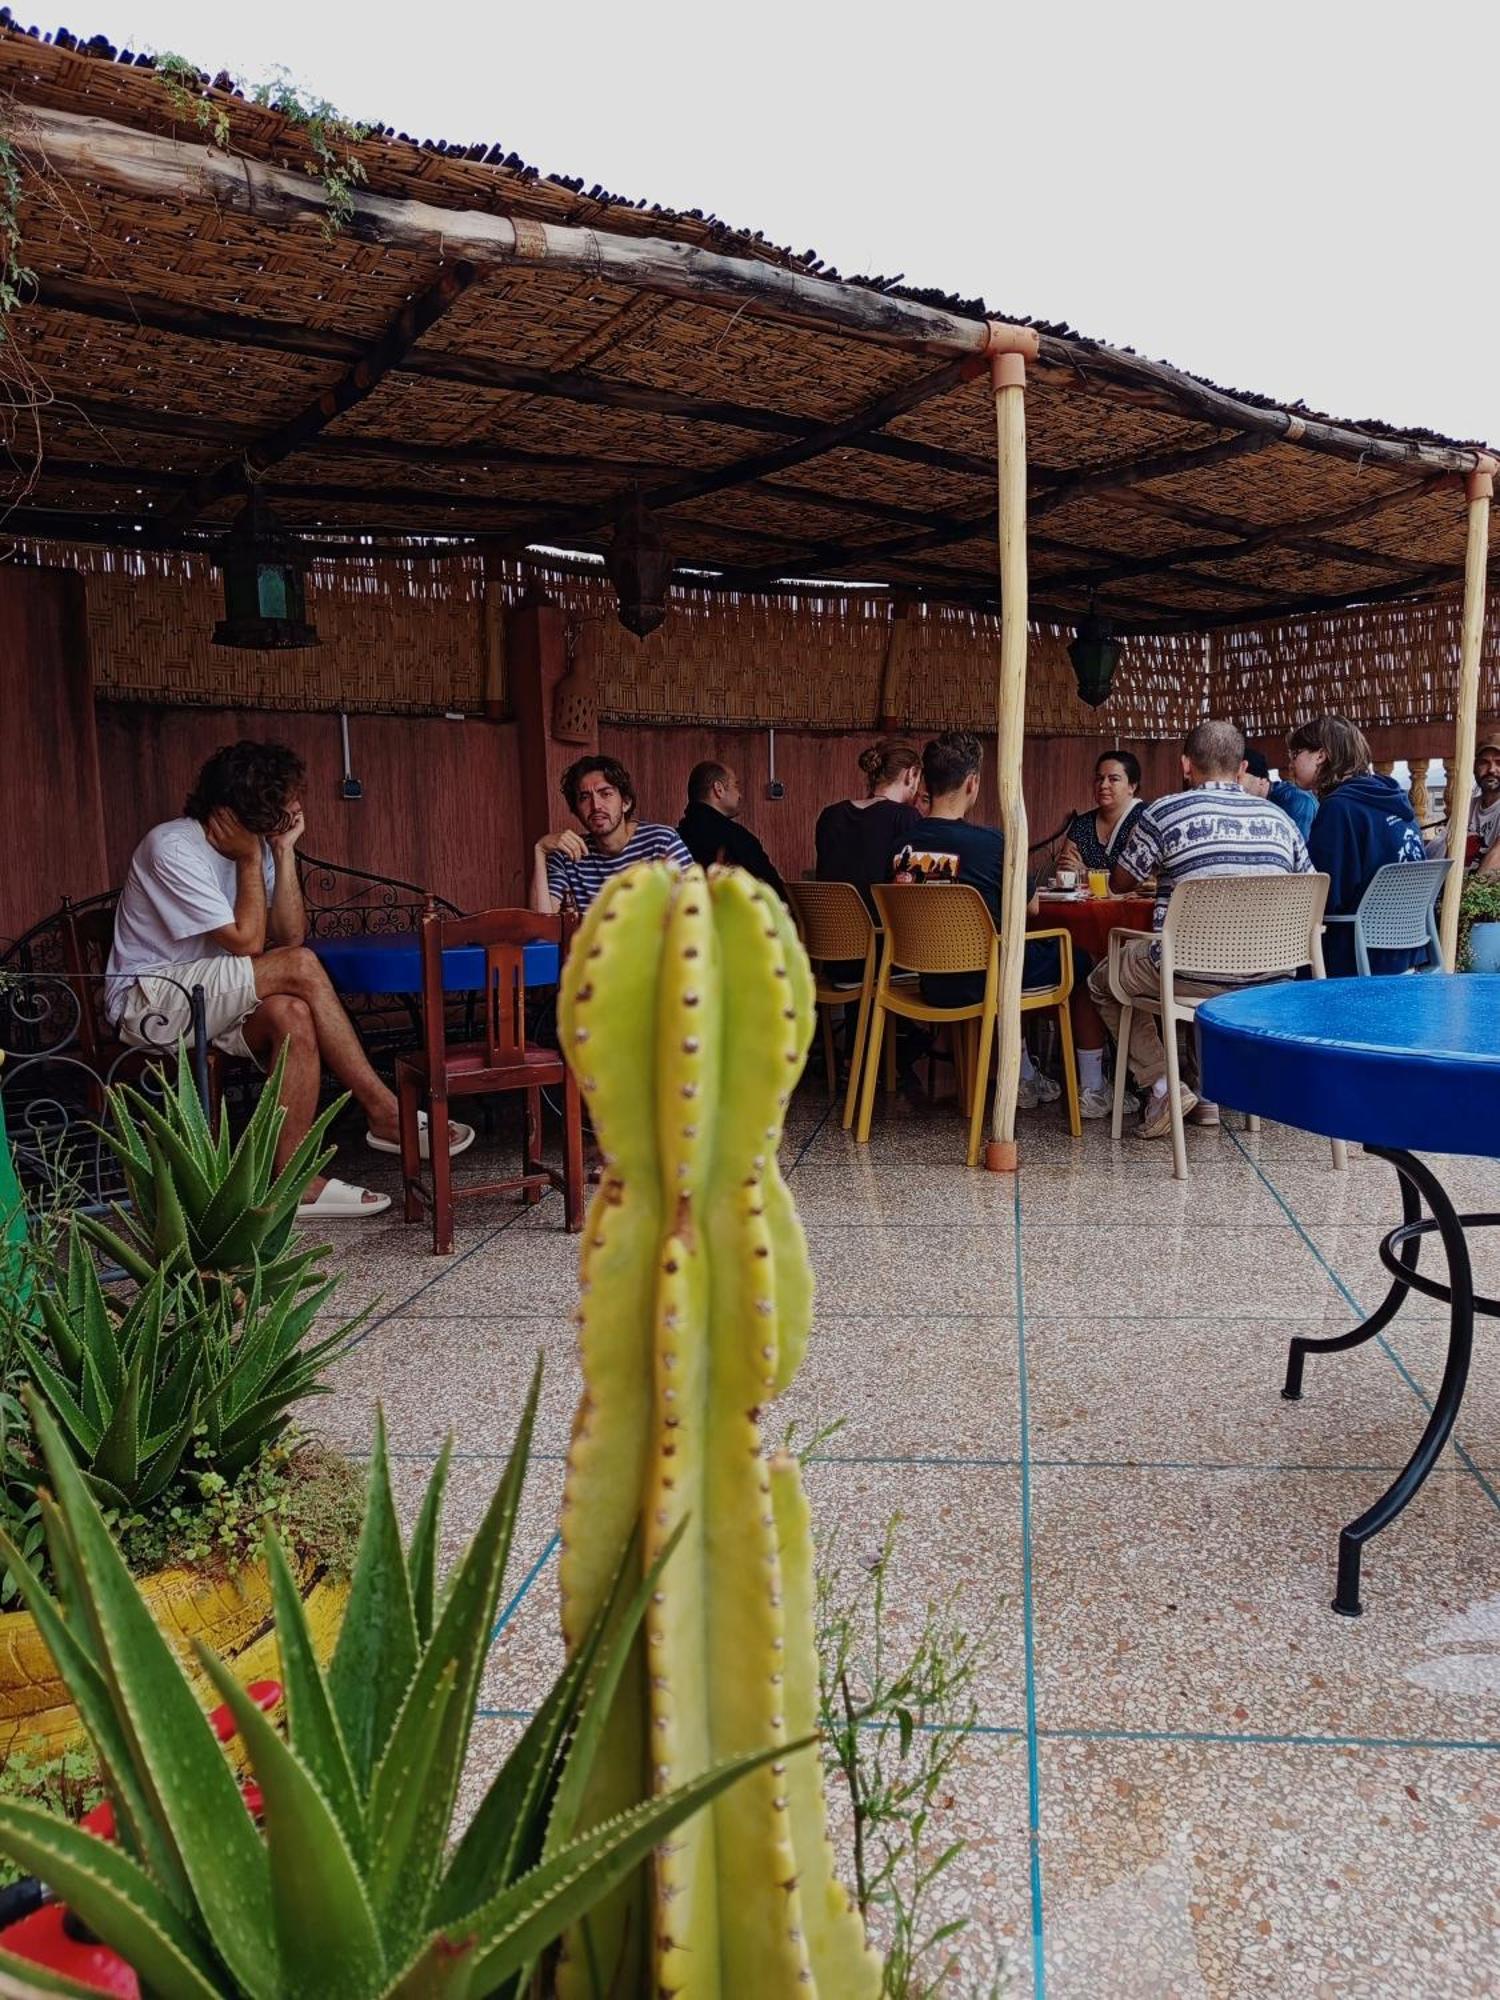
[1324,858,1451,976]
[1106,873,1347,1182]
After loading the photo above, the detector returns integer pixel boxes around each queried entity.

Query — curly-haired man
[107,740,472,1218]
[530,754,691,915]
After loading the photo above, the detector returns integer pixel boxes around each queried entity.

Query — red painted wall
[0,568,108,943]
[94,705,527,913]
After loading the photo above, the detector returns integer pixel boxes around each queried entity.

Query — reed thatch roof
[2,14,1496,637]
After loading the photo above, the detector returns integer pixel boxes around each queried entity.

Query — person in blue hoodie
[1241,747,1318,840]
[1287,715,1429,975]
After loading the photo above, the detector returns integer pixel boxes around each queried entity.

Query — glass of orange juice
[1087,869,1110,900]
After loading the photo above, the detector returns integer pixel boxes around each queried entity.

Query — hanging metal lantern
[606,490,670,639]
[213,489,320,650]
[1068,612,1118,708]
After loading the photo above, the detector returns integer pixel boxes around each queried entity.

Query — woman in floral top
[1057,749,1148,875]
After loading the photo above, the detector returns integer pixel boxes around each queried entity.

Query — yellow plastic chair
[860,884,1081,1166]
[785,881,899,1130]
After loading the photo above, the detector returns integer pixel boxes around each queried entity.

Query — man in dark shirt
[896,732,1112,1117]
[678,762,786,898]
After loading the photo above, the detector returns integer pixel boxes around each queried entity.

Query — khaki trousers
[1086,938,1229,1091]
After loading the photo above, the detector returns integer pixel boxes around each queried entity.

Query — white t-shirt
[1470,793,1500,849]
[106,818,274,1018]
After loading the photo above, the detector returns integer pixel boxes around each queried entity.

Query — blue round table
[309,933,560,994]
[1198,975,1500,1616]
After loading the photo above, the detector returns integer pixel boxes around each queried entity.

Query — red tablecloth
[1030,893,1155,961]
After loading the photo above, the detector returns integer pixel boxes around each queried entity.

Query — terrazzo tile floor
[308,1086,1500,1997]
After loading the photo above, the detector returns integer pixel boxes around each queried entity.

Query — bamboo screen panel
[24,545,492,715]
[518,563,1209,737]
[1212,595,1496,739]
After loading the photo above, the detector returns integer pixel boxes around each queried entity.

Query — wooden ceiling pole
[23,104,1492,480]
[1439,460,1498,966]
[985,328,1041,1175]
[159,261,480,526]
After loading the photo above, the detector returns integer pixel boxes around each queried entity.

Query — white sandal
[367,1112,475,1161]
[297,1177,393,1219]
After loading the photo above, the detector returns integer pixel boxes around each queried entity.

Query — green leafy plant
[0,1369,795,1998]
[154,54,368,239]
[818,1515,1001,2000]
[17,1223,362,1511]
[0,1737,105,1892]
[78,1044,338,1303]
[117,1437,364,1584]
[1457,871,1500,971]
[0,133,35,332]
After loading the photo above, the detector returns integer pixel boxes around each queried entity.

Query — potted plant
[1457,871,1500,971]
[0,1372,789,1997]
[0,1049,365,1757]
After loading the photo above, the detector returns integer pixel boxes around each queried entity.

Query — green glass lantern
[1068,612,1118,708]
[213,489,320,650]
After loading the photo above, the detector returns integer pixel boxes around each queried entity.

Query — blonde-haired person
[815,740,924,906]
[1288,715,1428,975]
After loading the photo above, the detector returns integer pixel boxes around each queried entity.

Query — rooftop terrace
[307,1089,1500,1997]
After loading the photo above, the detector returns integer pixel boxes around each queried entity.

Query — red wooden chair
[395,906,584,1255]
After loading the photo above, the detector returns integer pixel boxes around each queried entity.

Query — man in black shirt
[897,732,1112,1118]
[678,762,786,899]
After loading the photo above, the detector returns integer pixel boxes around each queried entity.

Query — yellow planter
[0,1558,348,1759]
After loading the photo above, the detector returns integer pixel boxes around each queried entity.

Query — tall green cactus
[557,861,880,1999]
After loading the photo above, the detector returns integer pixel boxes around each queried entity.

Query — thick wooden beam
[31,277,998,485]
[21,106,1032,364]
[1031,333,1489,479]
[517,357,979,550]
[1440,469,1495,965]
[1041,479,1443,594]
[161,261,480,525]
[988,351,1031,1171]
[18,104,1491,480]
[1029,433,1269,518]
[1101,484,1432,579]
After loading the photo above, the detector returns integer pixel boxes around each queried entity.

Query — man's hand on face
[538,829,589,861]
[1240,774,1272,799]
[268,804,306,854]
[205,808,263,862]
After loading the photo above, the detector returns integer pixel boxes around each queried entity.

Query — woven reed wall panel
[26,545,490,714]
[511,563,1207,736]
[1212,595,1499,738]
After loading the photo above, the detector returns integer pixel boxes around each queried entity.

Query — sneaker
[1186,1099,1220,1128]
[1078,1084,1114,1120]
[1017,1070,1062,1109]
[1140,1085,1197,1139]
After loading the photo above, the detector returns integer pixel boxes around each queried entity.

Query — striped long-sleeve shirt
[545,822,693,913]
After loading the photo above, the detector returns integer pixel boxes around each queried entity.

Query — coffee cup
[1055,867,1078,892]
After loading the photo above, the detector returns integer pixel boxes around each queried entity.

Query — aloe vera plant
[556,863,880,1997]
[15,1224,361,1510]
[0,1370,791,1999]
[78,1044,338,1300]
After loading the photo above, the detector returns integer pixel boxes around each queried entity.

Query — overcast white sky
[92,0,1500,445]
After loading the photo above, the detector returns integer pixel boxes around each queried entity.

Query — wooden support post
[1439,464,1496,968]
[1408,757,1430,825]
[876,594,913,732]
[984,329,1040,1172]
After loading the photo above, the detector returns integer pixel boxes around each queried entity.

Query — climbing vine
[156,54,369,240]
[0,132,35,332]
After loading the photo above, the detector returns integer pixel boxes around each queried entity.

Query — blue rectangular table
[309,933,560,994]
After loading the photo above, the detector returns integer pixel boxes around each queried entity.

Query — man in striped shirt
[1086,719,1312,1138]
[531,754,693,915]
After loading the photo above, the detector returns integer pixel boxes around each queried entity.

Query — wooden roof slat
[162,260,481,526]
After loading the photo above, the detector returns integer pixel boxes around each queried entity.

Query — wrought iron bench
[0,854,458,1207]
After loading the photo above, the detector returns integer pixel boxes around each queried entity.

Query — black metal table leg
[1282,1163,1423,1401]
[1327,1148,1475,1616]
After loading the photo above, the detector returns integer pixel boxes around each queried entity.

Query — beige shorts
[115,955,261,1060]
